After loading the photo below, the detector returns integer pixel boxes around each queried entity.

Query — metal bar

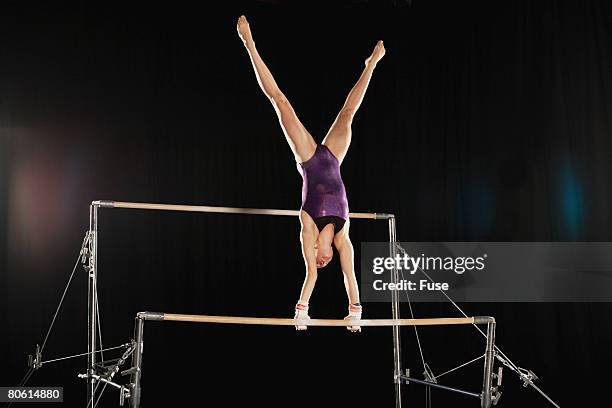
[481,321,496,408]
[389,216,402,408]
[86,204,98,408]
[129,316,145,408]
[399,375,481,399]
[138,312,475,326]
[91,200,393,220]
[87,374,124,391]
[473,316,495,325]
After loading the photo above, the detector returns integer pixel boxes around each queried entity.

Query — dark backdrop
[1,0,611,407]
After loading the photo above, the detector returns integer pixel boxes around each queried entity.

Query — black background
[1,0,611,407]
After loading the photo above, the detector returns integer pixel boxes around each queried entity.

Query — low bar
[127,312,495,408]
[91,200,391,220]
[136,312,480,327]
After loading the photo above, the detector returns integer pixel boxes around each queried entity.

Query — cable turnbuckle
[27,344,42,370]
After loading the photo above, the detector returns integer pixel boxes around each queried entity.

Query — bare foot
[365,40,385,67]
[237,15,253,46]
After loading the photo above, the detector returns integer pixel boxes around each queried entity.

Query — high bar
[137,312,494,326]
[92,200,394,220]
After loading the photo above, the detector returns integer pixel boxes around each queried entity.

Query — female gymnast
[237,15,385,332]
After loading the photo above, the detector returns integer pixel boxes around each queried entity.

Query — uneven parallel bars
[92,200,394,220]
[136,312,495,326]
[88,200,400,408]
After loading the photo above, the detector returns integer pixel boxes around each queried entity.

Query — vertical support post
[87,203,98,407]
[388,216,402,408]
[130,316,145,408]
[481,321,496,408]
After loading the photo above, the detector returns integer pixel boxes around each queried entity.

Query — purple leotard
[297,144,349,221]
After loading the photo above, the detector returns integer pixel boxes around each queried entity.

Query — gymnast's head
[314,224,335,268]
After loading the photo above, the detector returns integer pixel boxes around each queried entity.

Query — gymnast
[237,15,385,332]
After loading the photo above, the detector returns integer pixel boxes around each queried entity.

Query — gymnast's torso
[297,144,349,221]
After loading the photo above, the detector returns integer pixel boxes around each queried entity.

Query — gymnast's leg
[322,40,385,164]
[237,15,316,163]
